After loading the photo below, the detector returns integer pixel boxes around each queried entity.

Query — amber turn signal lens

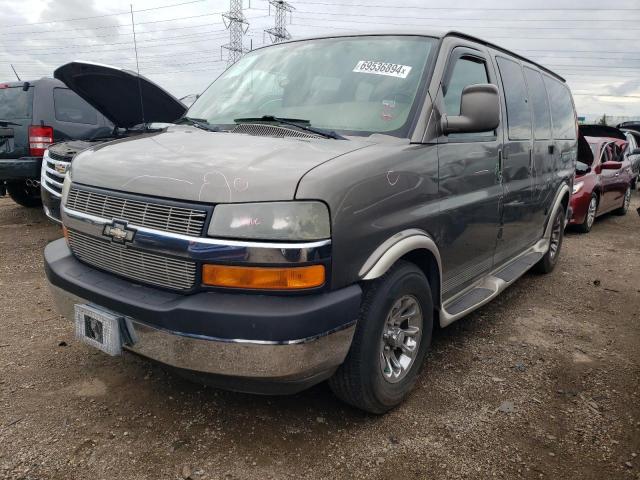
[202,264,325,290]
[62,226,69,241]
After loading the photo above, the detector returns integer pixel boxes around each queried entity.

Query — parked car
[617,121,640,189]
[569,125,633,232]
[44,31,577,413]
[0,78,111,207]
[41,62,187,223]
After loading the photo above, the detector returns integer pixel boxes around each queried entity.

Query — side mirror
[601,161,622,170]
[442,84,500,135]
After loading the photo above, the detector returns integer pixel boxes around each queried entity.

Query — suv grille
[67,229,196,291]
[42,155,69,198]
[66,186,207,237]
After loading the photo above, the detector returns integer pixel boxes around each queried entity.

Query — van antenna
[130,4,146,130]
[10,64,21,81]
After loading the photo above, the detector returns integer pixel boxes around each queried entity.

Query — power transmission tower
[222,0,249,67]
[265,0,294,44]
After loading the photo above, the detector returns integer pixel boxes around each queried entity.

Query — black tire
[575,193,598,234]
[329,260,433,414]
[613,186,631,216]
[533,207,565,274]
[6,182,41,208]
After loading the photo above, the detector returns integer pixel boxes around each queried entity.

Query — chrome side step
[439,239,548,327]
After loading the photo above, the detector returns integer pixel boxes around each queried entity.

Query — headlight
[572,181,583,195]
[208,201,330,241]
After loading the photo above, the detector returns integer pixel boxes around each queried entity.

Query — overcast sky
[1,0,639,118]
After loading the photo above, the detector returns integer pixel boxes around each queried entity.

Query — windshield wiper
[234,115,345,140]
[0,120,21,126]
[177,116,220,132]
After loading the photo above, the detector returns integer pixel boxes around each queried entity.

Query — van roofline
[255,29,565,83]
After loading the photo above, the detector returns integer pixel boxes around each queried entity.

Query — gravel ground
[0,193,639,480]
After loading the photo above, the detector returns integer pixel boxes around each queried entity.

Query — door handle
[529,148,534,174]
[548,144,555,155]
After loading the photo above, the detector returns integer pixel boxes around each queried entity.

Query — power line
[0,0,209,29]
[293,0,640,12]
[291,9,640,30]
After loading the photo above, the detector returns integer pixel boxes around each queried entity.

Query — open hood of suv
[53,61,187,129]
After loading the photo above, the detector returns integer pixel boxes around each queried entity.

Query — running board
[439,240,547,327]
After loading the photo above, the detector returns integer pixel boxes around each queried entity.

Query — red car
[569,125,634,233]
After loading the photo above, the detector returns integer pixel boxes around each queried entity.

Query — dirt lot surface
[1,193,639,480]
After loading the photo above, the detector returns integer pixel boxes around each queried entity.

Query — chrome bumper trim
[61,205,331,264]
[49,285,355,379]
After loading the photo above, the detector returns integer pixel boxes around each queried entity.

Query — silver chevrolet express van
[45,31,577,413]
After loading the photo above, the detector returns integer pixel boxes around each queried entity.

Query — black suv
[0,78,110,207]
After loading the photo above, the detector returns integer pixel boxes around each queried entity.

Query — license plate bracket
[74,304,123,356]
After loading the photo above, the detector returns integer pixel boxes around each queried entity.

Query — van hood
[70,126,373,203]
[54,61,186,128]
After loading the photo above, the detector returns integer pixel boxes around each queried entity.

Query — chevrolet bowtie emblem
[103,221,135,244]
[54,163,68,175]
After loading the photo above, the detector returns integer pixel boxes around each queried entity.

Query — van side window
[543,77,576,140]
[523,67,552,140]
[53,88,98,125]
[444,55,494,139]
[496,57,532,140]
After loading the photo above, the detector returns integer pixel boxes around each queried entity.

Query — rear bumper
[44,239,361,392]
[0,157,41,180]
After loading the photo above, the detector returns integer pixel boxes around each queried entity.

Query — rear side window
[496,57,531,140]
[0,86,33,119]
[53,88,98,125]
[523,67,552,140]
[543,77,576,140]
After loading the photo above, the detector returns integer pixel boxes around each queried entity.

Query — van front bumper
[44,239,361,393]
[0,157,41,180]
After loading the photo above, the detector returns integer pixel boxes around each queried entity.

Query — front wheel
[614,187,631,216]
[575,194,598,233]
[533,207,565,274]
[329,260,433,414]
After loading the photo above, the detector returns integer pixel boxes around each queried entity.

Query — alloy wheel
[549,211,563,259]
[379,295,423,383]
[586,197,597,229]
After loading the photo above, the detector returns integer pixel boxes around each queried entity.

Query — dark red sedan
[569,126,634,233]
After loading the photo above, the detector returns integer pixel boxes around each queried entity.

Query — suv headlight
[208,201,330,241]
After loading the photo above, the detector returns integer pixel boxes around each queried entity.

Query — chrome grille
[231,123,322,139]
[66,186,207,236]
[67,229,196,291]
[42,154,69,198]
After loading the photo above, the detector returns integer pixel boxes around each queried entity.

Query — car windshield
[187,35,437,137]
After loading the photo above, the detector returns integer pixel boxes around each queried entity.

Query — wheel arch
[359,229,442,312]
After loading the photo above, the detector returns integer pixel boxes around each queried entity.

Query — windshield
[187,35,437,137]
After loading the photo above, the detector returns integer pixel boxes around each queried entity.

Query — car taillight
[29,125,54,157]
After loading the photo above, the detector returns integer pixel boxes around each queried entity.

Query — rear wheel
[533,207,565,274]
[575,194,598,233]
[614,186,631,216]
[7,181,41,208]
[329,261,433,414]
